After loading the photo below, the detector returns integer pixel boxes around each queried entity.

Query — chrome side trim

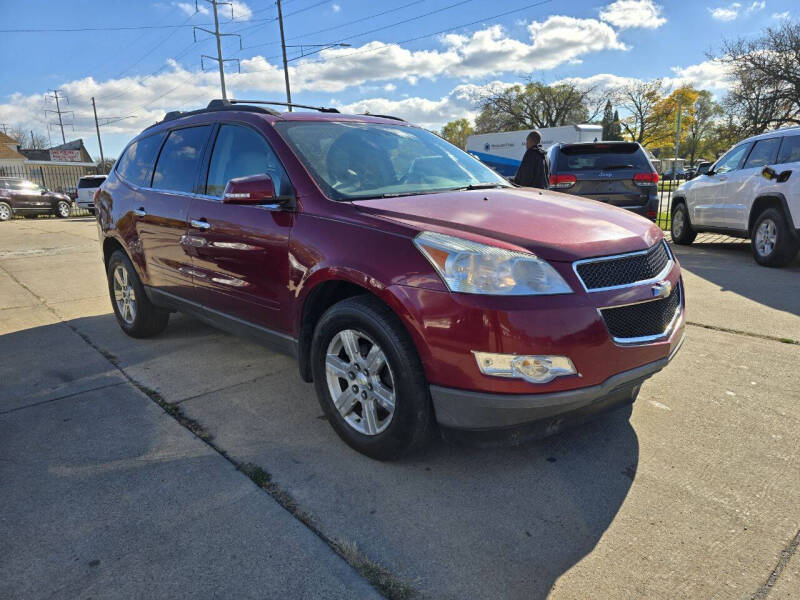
[572,240,673,293]
[599,282,683,346]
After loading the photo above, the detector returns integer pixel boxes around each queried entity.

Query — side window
[714,143,752,175]
[743,138,781,169]
[777,135,800,165]
[152,125,212,194]
[116,133,165,187]
[205,124,290,198]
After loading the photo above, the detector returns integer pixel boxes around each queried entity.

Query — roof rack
[224,99,340,113]
[146,100,281,130]
[360,113,405,122]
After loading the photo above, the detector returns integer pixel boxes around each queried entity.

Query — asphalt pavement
[1,217,798,599]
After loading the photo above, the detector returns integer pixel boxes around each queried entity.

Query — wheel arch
[748,193,795,236]
[670,194,687,213]
[295,272,426,384]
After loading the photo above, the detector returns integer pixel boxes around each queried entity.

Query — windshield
[274,121,510,200]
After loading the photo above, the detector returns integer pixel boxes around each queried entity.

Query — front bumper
[431,332,684,430]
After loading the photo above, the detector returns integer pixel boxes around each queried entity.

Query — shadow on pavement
[671,241,800,318]
[1,313,639,599]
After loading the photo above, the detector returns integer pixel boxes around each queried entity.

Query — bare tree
[613,80,668,147]
[684,90,722,165]
[716,21,800,133]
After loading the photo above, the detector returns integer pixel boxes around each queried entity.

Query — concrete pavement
[1,217,798,599]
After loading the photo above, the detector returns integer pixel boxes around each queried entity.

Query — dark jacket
[514,145,549,189]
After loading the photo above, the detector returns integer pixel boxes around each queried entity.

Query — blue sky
[0,0,795,159]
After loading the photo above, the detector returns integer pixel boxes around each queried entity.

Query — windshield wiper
[457,183,509,191]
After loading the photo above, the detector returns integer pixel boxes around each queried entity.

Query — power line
[44,90,73,145]
[0,14,277,33]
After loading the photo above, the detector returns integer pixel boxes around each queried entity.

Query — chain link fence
[0,163,100,218]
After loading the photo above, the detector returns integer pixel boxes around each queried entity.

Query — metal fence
[0,163,100,218]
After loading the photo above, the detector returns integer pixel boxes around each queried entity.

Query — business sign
[49,149,81,162]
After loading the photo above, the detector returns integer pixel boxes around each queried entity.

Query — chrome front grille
[574,241,672,292]
[600,282,682,343]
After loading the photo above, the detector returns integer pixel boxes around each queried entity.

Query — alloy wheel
[325,328,396,436]
[755,218,777,257]
[0,204,10,221]
[113,264,137,324]
[672,209,684,238]
[58,201,71,218]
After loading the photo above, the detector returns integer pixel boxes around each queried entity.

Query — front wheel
[751,208,799,267]
[671,202,696,245]
[311,295,434,460]
[106,250,170,337]
[55,200,71,218]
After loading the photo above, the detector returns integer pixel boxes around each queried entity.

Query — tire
[0,202,12,222]
[750,207,799,267]
[55,200,71,218]
[106,250,170,338]
[670,201,696,245]
[311,295,434,461]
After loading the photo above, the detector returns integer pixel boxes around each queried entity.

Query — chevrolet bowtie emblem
[651,281,672,298]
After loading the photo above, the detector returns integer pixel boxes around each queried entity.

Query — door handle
[719,176,728,182]
[133,207,146,217]
[190,219,211,230]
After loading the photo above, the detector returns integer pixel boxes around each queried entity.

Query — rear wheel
[311,295,434,460]
[0,202,12,222]
[671,202,696,245]
[106,250,170,337]
[55,200,71,218]
[751,207,799,267]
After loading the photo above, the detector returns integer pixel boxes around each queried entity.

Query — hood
[354,188,663,262]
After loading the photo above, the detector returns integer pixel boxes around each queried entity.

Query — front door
[185,123,294,333]
[722,137,781,229]
[700,142,752,228]
[137,124,213,298]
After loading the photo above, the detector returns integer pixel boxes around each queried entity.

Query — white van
[466,125,603,177]
[76,175,106,213]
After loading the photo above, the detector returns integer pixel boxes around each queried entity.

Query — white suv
[76,175,106,214]
[671,128,800,267]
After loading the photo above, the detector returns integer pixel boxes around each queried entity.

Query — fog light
[473,352,577,384]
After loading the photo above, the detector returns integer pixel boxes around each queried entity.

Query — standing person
[513,130,549,189]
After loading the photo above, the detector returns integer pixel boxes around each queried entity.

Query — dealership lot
[1,218,798,599]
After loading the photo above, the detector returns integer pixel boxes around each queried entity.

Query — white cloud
[599,0,667,29]
[667,59,734,91]
[173,1,251,19]
[709,3,741,21]
[332,3,341,12]
[772,11,790,19]
[230,1,253,20]
[175,2,206,16]
[555,73,643,91]
[384,83,397,92]
[747,1,766,13]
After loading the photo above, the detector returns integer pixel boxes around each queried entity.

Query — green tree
[601,100,614,140]
[684,90,723,165]
[610,109,623,141]
[440,118,474,150]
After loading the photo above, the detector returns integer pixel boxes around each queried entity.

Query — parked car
[671,127,800,267]
[96,100,685,460]
[76,175,106,213]
[0,177,73,221]
[546,141,659,220]
[662,168,687,181]
[687,162,711,180]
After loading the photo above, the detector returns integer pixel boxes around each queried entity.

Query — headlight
[413,231,572,295]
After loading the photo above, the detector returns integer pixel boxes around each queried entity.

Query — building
[0,135,98,195]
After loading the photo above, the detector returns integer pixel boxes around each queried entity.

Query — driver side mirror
[222,174,292,208]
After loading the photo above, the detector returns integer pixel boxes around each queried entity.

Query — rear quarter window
[116,133,165,187]
[556,143,651,171]
[743,137,781,169]
[78,177,106,188]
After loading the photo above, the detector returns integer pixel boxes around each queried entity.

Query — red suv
[96,100,684,460]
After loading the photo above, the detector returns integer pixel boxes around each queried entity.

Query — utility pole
[277,0,292,111]
[673,100,682,175]
[195,0,241,101]
[91,97,105,173]
[45,89,74,145]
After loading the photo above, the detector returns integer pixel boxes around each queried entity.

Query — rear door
[554,143,654,210]
[185,122,294,332]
